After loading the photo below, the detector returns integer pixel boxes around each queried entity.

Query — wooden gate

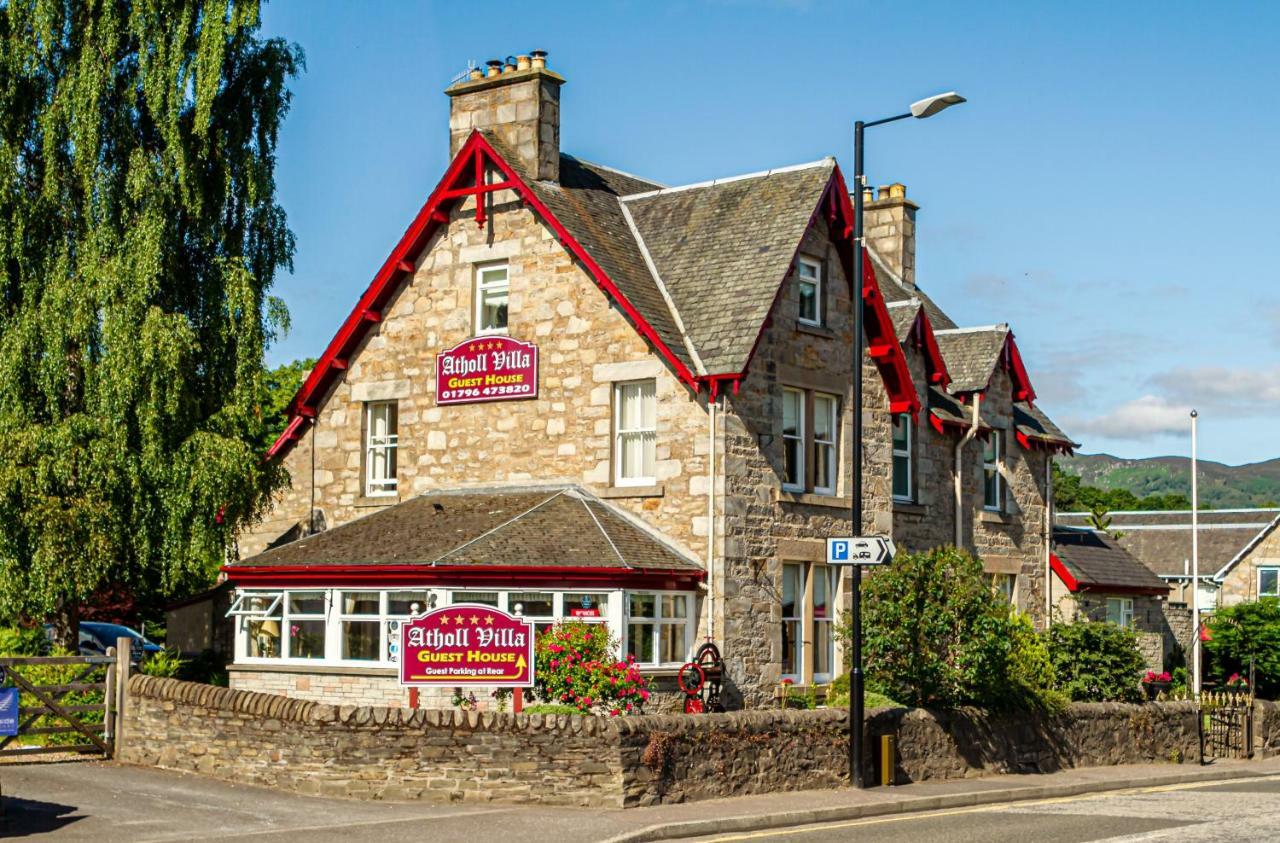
[1199,690,1254,762]
[0,653,118,759]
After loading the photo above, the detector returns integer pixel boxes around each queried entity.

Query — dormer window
[475,262,509,334]
[797,258,821,326]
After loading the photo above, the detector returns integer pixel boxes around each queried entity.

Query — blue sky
[259,0,1280,466]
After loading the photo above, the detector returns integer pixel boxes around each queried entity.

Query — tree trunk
[52,600,80,653]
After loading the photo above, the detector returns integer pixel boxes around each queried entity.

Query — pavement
[2,756,1280,842]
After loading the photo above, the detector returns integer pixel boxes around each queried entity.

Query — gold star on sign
[484,616,494,625]
[470,615,480,625]
[438,615,450,625]
[455,614,466,625]
[468,344,476,352]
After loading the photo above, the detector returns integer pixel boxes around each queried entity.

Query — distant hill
[1058,454,1280,510]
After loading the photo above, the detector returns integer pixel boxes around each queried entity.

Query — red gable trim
[723,166,919,413]
[1050,552,1165,595]
[1003,332,1037,406]
[223,564,705,591]
[268,131,699,460]
[911,309,952,390]
[1050,552,1081,592]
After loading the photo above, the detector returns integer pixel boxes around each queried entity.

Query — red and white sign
[399,605,534,688]
[435,336,538,405]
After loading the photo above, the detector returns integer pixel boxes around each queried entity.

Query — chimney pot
[468,66,483,81]
[503,56,517,73]
[516,54,531,71]
[888,183,906,200]
[448,51,563,182]
[877,185,891,201]
[530,49,548,69]
[485,59,503,78]
[861,187,874,205]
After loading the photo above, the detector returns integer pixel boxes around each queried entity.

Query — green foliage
[1203,599,1280,699]
[1006,613,1069,714]
[140,647,185,678]
[1056,455,1280,510]
[522,703,582,716]
[1053,462,1191,513]
[534,622,649,716]
[838,547,1058,710]
[1045,621,1145,702]
[259,357,317,451]
[0,625,48,656]
[0,1,304,636]
[825,674,902,710]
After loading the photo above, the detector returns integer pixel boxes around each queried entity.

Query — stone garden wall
[122,677,1279,808]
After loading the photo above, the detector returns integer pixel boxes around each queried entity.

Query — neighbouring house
[1049,526,1175,671]
[1212,511,1280,606]
[164,582,236,660]
[225,51,1074,710]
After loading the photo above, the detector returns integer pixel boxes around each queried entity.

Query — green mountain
[1058,454,1280,510]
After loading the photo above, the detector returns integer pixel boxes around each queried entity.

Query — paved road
[689,774,1280,843]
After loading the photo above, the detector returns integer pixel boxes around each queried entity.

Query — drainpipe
[954,394,982,549]
[1044,454,1053,629]
[706,394,717,643]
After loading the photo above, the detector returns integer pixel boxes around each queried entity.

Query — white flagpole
[1191,409,1200,698]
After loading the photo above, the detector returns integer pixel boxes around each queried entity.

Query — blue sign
[827,536,896,566]
[828,539,851,563]
[0,687,19,736]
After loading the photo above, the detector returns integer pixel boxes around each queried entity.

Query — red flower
[781,678,794,686]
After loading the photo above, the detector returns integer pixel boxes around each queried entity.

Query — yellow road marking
[701,773,1280,841]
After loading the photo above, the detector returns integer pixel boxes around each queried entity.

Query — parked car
[43,622,162,665]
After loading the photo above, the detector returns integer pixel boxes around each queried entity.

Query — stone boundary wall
[121,677,1280,807]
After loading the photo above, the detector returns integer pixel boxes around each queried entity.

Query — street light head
[1190,409,1198,419]
[910,91,966,119]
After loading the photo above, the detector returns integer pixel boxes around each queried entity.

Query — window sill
[893,501,928,516]
[356,494,401,508]
[795,323,835,339]
[230,662,397,677]
[980,509,1013,525]
[597,483,665,499]
[775,489,851,510]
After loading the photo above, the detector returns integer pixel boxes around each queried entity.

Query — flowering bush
[1142,671,1172,684]
[534,622,649,716]
[1226,673,1250,692]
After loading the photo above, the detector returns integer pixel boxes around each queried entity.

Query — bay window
[339,591,381,661]
[286,592,327,660]
[626,593,691,666]
[614,380,656,485]
[475,262,509,334]
[892,413,913,502]
[365,401,399,497]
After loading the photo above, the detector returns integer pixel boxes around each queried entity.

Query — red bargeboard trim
[913,309,952,390]
[1003,333,1037,406]
[268,130,699,460]
[1050,553,1165,596]
[725,165,919,415]
[1050,552,1081,592]
[222,564,706,590]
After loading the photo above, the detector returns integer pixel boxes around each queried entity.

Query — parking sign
[827,536,895,566]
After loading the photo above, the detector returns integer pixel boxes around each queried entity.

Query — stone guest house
[227,53,1075,709]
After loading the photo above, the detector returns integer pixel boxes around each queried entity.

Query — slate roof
[928,385,986,430]
[1055,509,1280,578]
[231,486,703,572]
[620,161,837,374]
[869,249,957,330]
[933,326,1010,394]
[1015,402,1078,449]
[1052,526,1170,593]
[887,300,921,342]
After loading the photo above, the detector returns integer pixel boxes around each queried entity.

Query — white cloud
[1067,395,1193,440]
[1149,366,1280,414]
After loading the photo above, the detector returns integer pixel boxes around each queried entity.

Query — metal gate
[0,653,117,759]
[1199,690,1254,762]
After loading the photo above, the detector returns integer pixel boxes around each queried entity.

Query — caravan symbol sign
[827,536,896,566]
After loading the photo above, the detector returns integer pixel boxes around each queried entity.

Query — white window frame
[989,573,1016,605]
[797,257,822,327]
[983,431,1003,512]
[613,379,657,487]
[283,591,329,661]
[780,562,805,682]
[1106,596,1135,629]
[812,393,838,496]
[474,261,510,335]
[812,565,838,684]
[892,413,914,503]
[1259,567,1280,599]
[364,401,399,497]
[782,387,805,492]
[624,591,695,667]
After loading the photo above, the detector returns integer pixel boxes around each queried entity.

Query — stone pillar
[862,183,918,287]
[446,57,564,182]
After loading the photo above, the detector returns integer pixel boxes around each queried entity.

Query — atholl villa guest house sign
[435,336,538,405]
[399,605,535,688]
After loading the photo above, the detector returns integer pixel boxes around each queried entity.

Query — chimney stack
[861,182,918,288]
[447,49,564,183]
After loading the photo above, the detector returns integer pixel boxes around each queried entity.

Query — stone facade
[123,678,1278,808]
[1218,519,1280,606]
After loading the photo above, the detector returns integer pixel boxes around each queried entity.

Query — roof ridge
[561,154,666,189]
[935,323,1009,335]
[616,198,708,376]
[619,157,835,201]
[575,494,631,569]
[429,489,568,565]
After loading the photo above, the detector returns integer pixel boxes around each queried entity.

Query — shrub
[523,703,582,716]
[139,647,184,678]
[1203,598,1280,698]
[838,546,1050,709]
[0,625,47,656]
[1006,613,1069,714]
[1045,621,1145,702]
[534,622,648,716]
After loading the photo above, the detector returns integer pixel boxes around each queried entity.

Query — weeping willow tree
[0,0,302,646]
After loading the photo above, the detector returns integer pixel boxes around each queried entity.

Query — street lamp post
[1191,409,1200,698]
[849,91,965,789]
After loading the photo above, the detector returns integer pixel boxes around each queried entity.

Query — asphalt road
[689,775,1280,843]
